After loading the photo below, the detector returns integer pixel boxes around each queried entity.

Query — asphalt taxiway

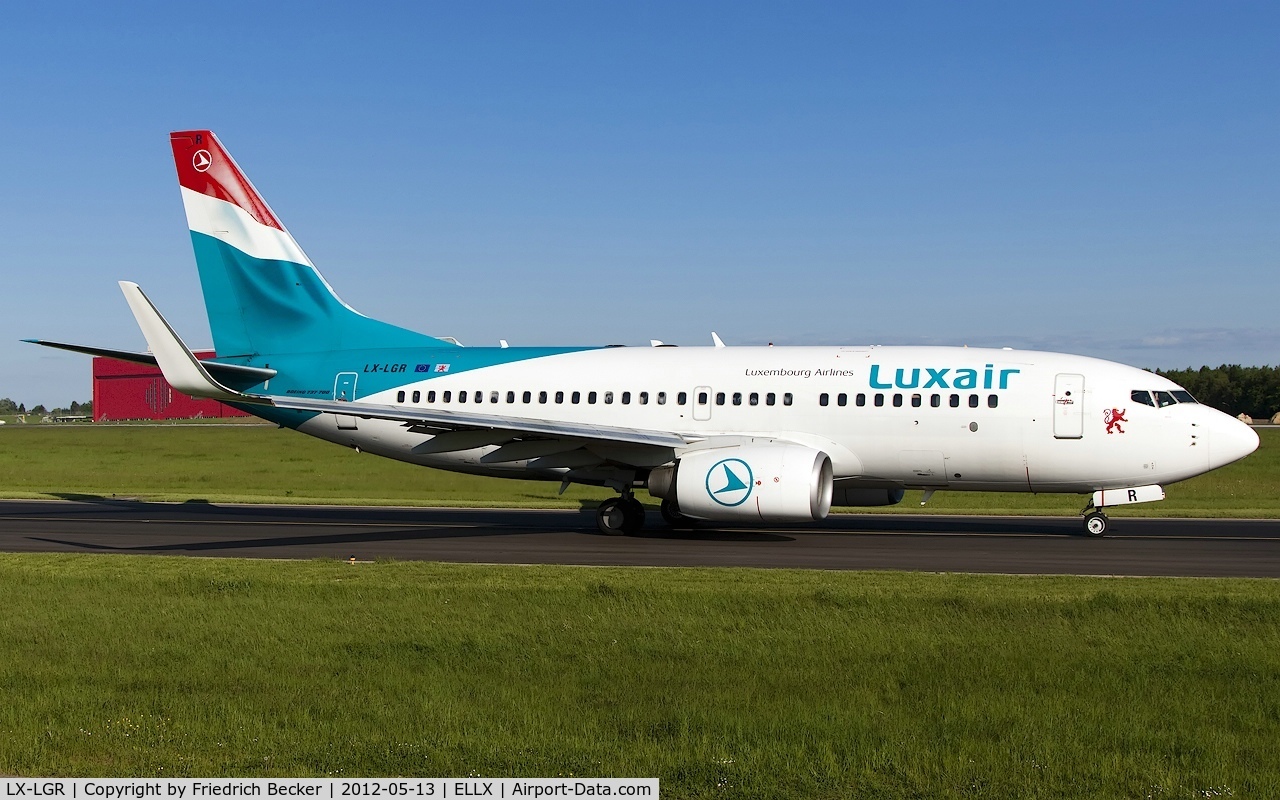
[1,499,1278,577]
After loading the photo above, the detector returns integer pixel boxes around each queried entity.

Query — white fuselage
[291,345,1258,495]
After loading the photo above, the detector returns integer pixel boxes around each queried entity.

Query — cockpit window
[1171,390,1197,404]
[1153,390,1176,408]
[1131,390,1155,407]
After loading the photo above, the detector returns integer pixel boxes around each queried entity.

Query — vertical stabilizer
[170,130,448,357]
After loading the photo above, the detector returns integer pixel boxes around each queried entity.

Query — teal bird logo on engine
[706,458,754,507]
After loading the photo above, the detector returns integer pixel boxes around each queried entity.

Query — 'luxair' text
[871,364,1021,390]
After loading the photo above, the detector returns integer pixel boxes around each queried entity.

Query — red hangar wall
[92,352,251,421]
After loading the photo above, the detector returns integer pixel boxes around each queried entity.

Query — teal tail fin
[170,130,451,357]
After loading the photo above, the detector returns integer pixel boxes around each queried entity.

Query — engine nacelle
[648,444,833,523]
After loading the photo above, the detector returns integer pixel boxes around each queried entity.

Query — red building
[92,352,251,421]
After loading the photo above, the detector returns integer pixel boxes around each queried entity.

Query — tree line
[1154,365,1280,420]
[0,399,93,416]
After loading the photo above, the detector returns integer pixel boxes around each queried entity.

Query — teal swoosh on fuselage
[209,346,601,402]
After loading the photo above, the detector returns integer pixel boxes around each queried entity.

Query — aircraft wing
[114,281,691,451]
[262,396,690,448]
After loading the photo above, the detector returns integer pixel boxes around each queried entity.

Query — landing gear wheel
[596,497,646,536]
[596,498,627,536]
[621,497,646,535]
[1083,511,1109,537]
[660,498,694,529]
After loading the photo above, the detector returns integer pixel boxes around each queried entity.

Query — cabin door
[692,386,712,421]
[334,372,358,430]
[1053,373,1084,439]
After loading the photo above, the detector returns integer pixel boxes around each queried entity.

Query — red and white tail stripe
[170,130,313,266]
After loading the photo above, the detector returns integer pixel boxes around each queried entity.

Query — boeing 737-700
[27,130,1260,536]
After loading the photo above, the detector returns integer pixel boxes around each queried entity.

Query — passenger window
[893,394,903,408]
[783,393,793,406]
[766,392,776,406]
[604,391,613,404]
[749,392,759,406]
[427,390,437,403]
[732,392,742,406]
[874,394,884,407]
[458,391,466,403]
[443,391,452,402]
[397,390,405,403]
[697,392,708,405]
[856,393,866,407]
[588,391,598,404]
[1154,391,1176,408]
[819,393,830,407]
[950,394,960,408]
[988,394,998,408]
[506,391,514,403]
[572,391,581,404]
[837,393,847,407]
[676,392,685,405]
[413,390,421,403]
[715,392,725,405]
[1171,390,1197,404]
[538,391,548,403]
[555,391,565,404]
[969,394,979,408]
[621,391,630,404]
[930,394,940,408]
[911,394,921,408]
[476,391,483,403]
[639,392,649,405]
[489,391,499,403]
[521,391,530,403]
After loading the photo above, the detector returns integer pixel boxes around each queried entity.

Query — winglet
[711,332,726,348]
[117,281,246,403]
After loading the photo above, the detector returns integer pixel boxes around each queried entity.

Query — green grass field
[1,555,1278,798]
[1,426,1277,794]
[0,423,1274,516]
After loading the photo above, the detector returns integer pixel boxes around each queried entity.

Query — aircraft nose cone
[1209,414,1260,469]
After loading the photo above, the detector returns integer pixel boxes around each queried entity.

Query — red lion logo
[1104,408,1127,434]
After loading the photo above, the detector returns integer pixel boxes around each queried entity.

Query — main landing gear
[596,492,646,536]
[659,498,694,529]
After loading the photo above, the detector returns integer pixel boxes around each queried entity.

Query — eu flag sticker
[415,364,431,373]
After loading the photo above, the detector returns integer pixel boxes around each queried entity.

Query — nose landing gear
[1083,510,1109,537]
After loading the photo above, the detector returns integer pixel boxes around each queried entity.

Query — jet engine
[648,444,833,522]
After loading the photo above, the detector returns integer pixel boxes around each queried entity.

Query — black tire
[621,497,646,535]
[596,498,627,535]
[660,497,694,529]
[1083,511,1108,537]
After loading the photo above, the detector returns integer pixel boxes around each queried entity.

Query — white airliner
[28,130,1259,536]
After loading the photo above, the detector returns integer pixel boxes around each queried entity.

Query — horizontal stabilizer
[22,339,276,385]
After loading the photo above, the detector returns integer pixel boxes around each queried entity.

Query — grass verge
[0,555,1277,798]
[0,425,1274,516]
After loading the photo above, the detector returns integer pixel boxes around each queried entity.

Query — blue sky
[2,2,1276,406]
